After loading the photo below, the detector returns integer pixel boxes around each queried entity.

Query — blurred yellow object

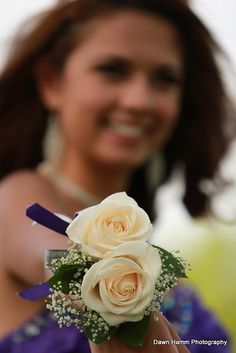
[187,219,236,352]
[153,212,236,352]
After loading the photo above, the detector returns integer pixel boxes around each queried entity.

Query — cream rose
[81,241,161,326]
[66,192,152,257]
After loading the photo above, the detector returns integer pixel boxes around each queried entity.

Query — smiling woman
[0,0,233,352]
[40,10,183,170]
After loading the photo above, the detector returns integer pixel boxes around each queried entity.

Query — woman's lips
[108,121,147,138]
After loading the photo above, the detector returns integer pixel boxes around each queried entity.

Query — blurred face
[45,10,184,169]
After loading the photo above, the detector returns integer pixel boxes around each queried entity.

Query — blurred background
[0,0,235,351]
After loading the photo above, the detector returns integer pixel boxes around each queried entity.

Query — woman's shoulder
[0,169,51,198]
[0,169,52,217]
[0,169,44,189]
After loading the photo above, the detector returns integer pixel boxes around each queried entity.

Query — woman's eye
[95,62,127,79]
[152,70,183,88]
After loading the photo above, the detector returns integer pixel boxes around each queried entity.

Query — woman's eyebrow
[89,53,130,63]
[156,63,184,74]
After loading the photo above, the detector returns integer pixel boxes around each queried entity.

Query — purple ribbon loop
[18,282,51,301]
[26,203,70,235]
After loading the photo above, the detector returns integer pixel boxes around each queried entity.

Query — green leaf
[116,315,150,347]
[83,311,118,344]
[153,245,187,278]
[47,264,83,293]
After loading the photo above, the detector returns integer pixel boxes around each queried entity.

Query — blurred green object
[187,220,236,352]
[153,214,236,352]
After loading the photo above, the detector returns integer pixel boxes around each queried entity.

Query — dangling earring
[146,152,166,191]
[42,113,63,162]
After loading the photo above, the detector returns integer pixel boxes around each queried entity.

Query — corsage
[19,192,188,347]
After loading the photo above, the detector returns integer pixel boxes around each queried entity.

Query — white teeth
[109,122,145,138]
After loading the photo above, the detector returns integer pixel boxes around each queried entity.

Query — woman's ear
[34,57,62,111]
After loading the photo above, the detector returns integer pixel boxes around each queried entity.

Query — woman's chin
[96,152,149,170]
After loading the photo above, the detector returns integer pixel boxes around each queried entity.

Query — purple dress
[0,285,230,353]
[163,285,231,353]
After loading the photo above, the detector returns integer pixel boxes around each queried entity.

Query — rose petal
[66,192,152,258]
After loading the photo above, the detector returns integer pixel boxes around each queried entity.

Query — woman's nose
[119,76,157,114]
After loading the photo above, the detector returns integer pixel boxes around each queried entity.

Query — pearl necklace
[37,162,100,207]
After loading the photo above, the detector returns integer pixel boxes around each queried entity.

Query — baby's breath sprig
[49,242,95,273]
[45,242,188,346]
[83,309,118,343]
[46,244,118,343]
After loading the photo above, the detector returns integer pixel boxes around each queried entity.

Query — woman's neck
[55,153,132,202]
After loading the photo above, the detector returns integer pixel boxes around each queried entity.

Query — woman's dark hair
[0,0,234,218]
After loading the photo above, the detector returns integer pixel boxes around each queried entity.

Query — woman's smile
[100,114,154,143]
[43,10,183,169]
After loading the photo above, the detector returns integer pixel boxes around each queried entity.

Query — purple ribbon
[26,203,70,235]
[18,282,51,301]
[20,204,74,300]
